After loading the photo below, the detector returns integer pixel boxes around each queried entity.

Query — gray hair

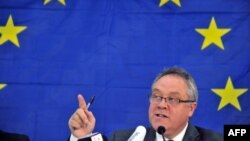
[152,67,198,102]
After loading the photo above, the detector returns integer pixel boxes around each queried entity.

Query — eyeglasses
[149,95,195,106]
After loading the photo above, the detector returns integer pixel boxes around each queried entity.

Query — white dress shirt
[70,134,78,141]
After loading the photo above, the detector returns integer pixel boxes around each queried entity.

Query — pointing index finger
[78,94,87,110]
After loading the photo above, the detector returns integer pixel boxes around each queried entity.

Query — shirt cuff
[69,134,79,141]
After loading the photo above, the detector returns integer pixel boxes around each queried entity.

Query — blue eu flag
[0,0,249,140]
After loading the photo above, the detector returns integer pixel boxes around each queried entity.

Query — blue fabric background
[0,0,249,140]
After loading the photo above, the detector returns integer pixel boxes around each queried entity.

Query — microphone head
[127,125,146,141]
[157,126,166,134]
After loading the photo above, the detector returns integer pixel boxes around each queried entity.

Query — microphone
[127,125,146,141]
[157,126,166,141]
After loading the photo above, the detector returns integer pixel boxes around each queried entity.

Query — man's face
[148,75,197,138]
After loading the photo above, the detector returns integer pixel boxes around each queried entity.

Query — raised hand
[68,94,96,138]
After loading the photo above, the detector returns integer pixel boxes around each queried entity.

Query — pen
[87,95,95,109]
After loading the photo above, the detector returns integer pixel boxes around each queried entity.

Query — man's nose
[157,99,168,108]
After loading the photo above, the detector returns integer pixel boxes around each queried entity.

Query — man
[0,130,30,141]
[68,67,223,141]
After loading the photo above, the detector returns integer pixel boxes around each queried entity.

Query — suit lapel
[182,124,200,141]
[144,128,156,141]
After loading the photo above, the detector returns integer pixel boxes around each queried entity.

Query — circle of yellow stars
[212,77,248,111]
[0,1,248,114]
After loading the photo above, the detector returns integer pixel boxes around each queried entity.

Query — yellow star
[0,15,27,48]
[0,84,7,90]
[211,77,248,111]
[159,0,181,7]
[44,0,66,5]
[195,17,231,50]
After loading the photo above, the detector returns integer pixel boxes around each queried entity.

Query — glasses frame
[149,94,195,105]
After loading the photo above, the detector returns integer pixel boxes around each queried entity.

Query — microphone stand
[161,134,166,141]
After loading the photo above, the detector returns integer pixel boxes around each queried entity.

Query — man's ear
[188,102,197,117]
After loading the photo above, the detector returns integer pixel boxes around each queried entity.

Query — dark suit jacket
[0,130,29,141]
[109,124,223,141]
